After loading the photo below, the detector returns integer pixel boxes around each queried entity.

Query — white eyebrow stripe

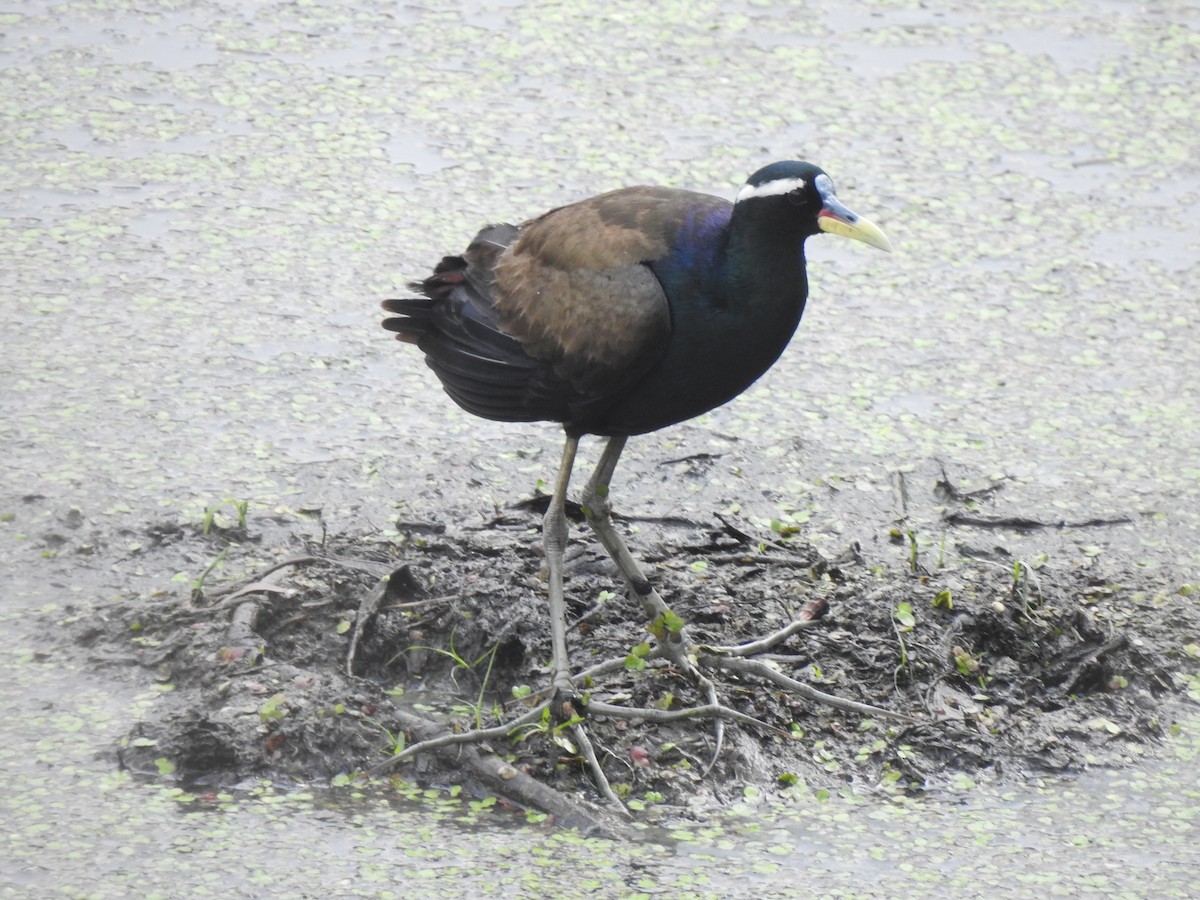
[735,176,807,203]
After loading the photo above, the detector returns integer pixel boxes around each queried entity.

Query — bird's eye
[787,188,807,206]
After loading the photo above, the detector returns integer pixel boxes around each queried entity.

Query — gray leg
[577,437,725,774]
[544,434,579,697]
[580,437,693,662]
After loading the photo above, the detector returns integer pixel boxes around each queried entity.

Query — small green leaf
[771,519,800,538]
[651,691,675,710]
[661,610,685,634]
[259,693,287,723]
[953,646,980,676]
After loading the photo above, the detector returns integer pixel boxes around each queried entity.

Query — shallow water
[2,0,1198,895]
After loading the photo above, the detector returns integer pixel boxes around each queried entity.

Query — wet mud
[62,475,1199,829]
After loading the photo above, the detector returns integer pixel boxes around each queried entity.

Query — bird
[382,160,891,703]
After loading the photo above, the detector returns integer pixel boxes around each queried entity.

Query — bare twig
[381,707,620,837]
[205,555,319,602]
[225,566,295,650]
[347,579,387,677]
[569,723,629,815]
[710,619,818,656]
[703,553,818,568]
[366,703,550,775]
[385,593,463,611]
[207,552,394,608]
[573,657,631,683]
[698,674,724,776]
[227,599,260,645]
[711,597,828,657]
[700,654,917,724]
[943,512,1134,531]
[588,700,787,737]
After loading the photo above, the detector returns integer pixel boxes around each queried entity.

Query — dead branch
[711,596,829,656]
[384,707,622,837]
[944,512,1134,531]
[587,700,787,736]
[700,654,918,724]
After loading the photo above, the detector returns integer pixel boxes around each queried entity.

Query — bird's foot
[549,672,587,725]
[586,594,918,780]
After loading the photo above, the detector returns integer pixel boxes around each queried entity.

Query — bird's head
[735,161,892,252]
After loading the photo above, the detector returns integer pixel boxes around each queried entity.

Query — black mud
[61,474,1199,831]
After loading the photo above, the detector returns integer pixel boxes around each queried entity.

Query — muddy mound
[65,501,1198,833]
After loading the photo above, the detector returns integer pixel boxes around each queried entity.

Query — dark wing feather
[382,224,578,423]
[384,187,730,434]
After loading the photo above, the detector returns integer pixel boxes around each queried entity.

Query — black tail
[382,225,572,423]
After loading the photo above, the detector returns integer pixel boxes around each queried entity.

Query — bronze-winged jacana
[382,161,891,700]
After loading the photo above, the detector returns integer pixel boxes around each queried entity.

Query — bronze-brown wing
[493,187,725,397]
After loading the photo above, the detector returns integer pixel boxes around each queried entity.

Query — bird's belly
[585,327,796,437]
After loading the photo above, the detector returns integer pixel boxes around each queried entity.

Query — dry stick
[383,707,620,837]
[207,552,392,607]
[573,657,630,683]
[226,566,294,644]
[715,586,888,657]
[347,579,386,676]
[365,705,625,830]
[943,512,1134,530]
[703,654,918,724]
[365,701,625,815]
[587,700,788,737]
[711,618,822,657]
[205,555,319,602]
[366,702,550,774]
[703,553,819,568]
[385,594,464,611]
[697,675,725,776]
[209,585,297,614]
[227,598,260,644]
[569,723,629,815]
